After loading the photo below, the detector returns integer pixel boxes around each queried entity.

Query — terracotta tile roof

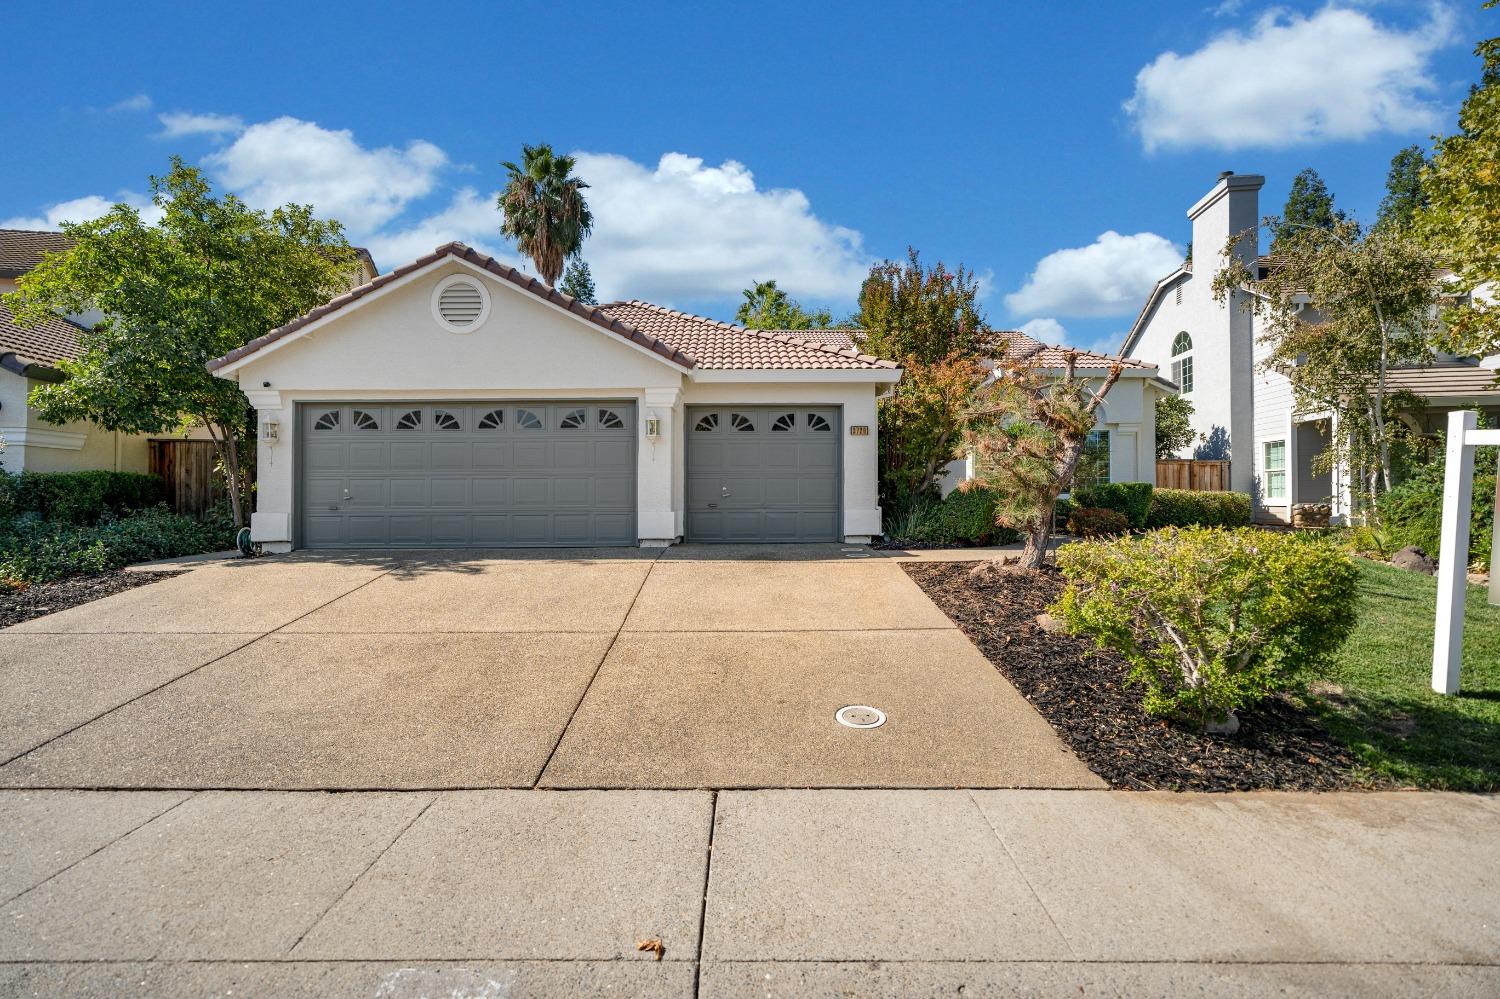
[0,229,73,278]
[0,297,84,368]
[596,301,895,370]
[209,242,698,372]
[1383,361,1500,398]
[996,331,1158,371]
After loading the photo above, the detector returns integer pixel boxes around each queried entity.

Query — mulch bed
[904,560,1361,791]
[0,571,182,630]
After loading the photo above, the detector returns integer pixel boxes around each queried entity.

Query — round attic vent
[432,275,490,332]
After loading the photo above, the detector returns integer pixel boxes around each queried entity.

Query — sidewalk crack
[968,790,1079,961]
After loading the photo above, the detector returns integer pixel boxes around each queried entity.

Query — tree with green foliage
[560,258,597,303]
[1214,217,1441,508]
[1155,393,1196,458]
[1415,23,1500,358]
[3,159,358,528]
[1377,145,1430,231]
[734,279,832,329]
[964,350,1123,568]
[498,143,593,287]
[853,249,998,509]
[1269,168,1346,252]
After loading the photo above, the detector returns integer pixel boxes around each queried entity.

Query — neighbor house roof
[0,229,73,278]
[996,331,1159,371]
[596,301,895,371]
[0,299,83,380]
[1383,361,1500,399]
[209,242,899,374]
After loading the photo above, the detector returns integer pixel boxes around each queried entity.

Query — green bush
[883,487,1021,546]
[1067,506,1129,538]
[1073,482,1153,529]
[1376,460,1495,571]
[0,506,235,585]
[0,470,167,525]
[1054,527,1359,731]
[1146,488,1252,529]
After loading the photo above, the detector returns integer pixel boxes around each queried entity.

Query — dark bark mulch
[904,560,1361,791]
[0,571,183,629]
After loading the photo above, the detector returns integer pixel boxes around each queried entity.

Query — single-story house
[207,242,902,550]
[940,332,1174,494]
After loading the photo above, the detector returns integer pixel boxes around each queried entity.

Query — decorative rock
[1207,711,1241,735]
[1035,612,1065,633]
[1392,545,1437,575]
[1291,502,1332,528]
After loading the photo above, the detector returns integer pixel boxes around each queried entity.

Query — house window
[1264,440,1287,501]
[1171,331,1194,394]
[1075,431,1111,490]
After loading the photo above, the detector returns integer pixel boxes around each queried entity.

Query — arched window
[1170,331,1194,394]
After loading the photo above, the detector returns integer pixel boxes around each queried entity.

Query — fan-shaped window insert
[597,408,625,430]
[807,413,832,432]
[352,409,380,431]
[516,409,543,430]
[435,279,487,330]
[395,409,423,431]
[433,409,461,431]
[477,409,505,430]
[559,408,587,429]
[312,410,340,431]
[730,412,756,432]
[1172,331,1192,356]
[771,412,796,432]
[694,413,719,432]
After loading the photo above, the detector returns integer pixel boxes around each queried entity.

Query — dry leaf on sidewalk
[636,937,665,961]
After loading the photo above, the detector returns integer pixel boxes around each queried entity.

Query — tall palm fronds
[498,144,593,286]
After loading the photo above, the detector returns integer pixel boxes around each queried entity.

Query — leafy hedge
[1068,506,1129,538]
[883,486,1021,546]
[1146,488,1252,529]
[1073,482,1153,529]
[0,470,167,525]
[0,507,236,585]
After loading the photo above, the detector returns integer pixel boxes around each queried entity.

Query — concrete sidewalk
[2,788,1496,997]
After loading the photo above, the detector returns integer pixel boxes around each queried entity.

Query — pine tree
[1377,146,1429,231]
[560,258,596,304]
[1270,168,1346,251]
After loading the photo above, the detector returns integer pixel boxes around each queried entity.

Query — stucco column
[639,386,681,546]
[244,388,293,552]
[843,388,882,542]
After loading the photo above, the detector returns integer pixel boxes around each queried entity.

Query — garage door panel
[300,401,635,548]
[686,405,839,543]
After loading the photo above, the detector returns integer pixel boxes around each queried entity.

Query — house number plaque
[849,425,870,436]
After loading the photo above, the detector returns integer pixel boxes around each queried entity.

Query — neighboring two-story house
[1121,172,1500,523]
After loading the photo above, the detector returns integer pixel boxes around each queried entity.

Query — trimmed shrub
[1067,506,1129,538]
[0,470,167,525]
[0,506,235,585]
[883,486,1021,546]
[1146,488,1252,529]
[1053,527,1359,731]
[1073,482,1153,529]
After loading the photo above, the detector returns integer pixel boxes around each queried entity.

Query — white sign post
[1431,410,1500,693]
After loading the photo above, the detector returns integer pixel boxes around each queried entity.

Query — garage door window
[694,413,718,432]
[396,409,422,430]
[730,412,756,432]
[772,412,796,432]
[478,408,505,430]
[559,408,587,429]
[807,413,831,431]
[598,408,625,429]
[516,408,543,429]
[353,409,380,431]
[434,409,462,431]
[313,409,339,431]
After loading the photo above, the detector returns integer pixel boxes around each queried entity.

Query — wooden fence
[1156,459,1230,492]
[149,439,226,519]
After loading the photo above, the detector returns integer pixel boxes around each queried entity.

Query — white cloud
[1018,317,1067,342]
[1005,231,1183,318]
[564,151,869,302]
[1,192,162,230]
[204,117,447,231]
[156,111,245,138]
[1125,4,1454,152]
[361,187,517,268]
[109,93,152,113]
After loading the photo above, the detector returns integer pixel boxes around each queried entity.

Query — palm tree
[498,144,593,286]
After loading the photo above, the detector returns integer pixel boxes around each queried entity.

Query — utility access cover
[836,705,886,729]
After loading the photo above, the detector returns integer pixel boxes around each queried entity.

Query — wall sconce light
[259,420,280,443]
[645,416,662,441]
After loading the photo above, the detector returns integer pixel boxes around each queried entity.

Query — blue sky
[2,1,1491,353]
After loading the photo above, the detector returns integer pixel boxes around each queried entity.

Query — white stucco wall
[223,258,889,547]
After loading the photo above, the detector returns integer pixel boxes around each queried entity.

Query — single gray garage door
[686,405,840,542]
[299,402,636,548]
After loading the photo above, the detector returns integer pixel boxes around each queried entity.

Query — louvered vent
[437,280,485,327]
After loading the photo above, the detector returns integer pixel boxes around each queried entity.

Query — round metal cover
[836,705,886,729]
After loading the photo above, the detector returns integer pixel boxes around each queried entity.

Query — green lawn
[1311,558,1500,791]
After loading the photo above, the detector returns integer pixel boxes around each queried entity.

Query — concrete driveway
[0,545,1099,791]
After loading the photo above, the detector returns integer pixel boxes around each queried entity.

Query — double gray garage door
[298,401,842,547]
[300,402,636,548]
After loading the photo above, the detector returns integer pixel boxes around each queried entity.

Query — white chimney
[1188,171,1264,269]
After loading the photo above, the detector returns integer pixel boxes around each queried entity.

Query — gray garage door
[686,405,840,542]
[299,402,636,548]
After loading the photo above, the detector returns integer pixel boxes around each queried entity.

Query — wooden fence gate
[1156,459,1230,492]
[149,439,225,519]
